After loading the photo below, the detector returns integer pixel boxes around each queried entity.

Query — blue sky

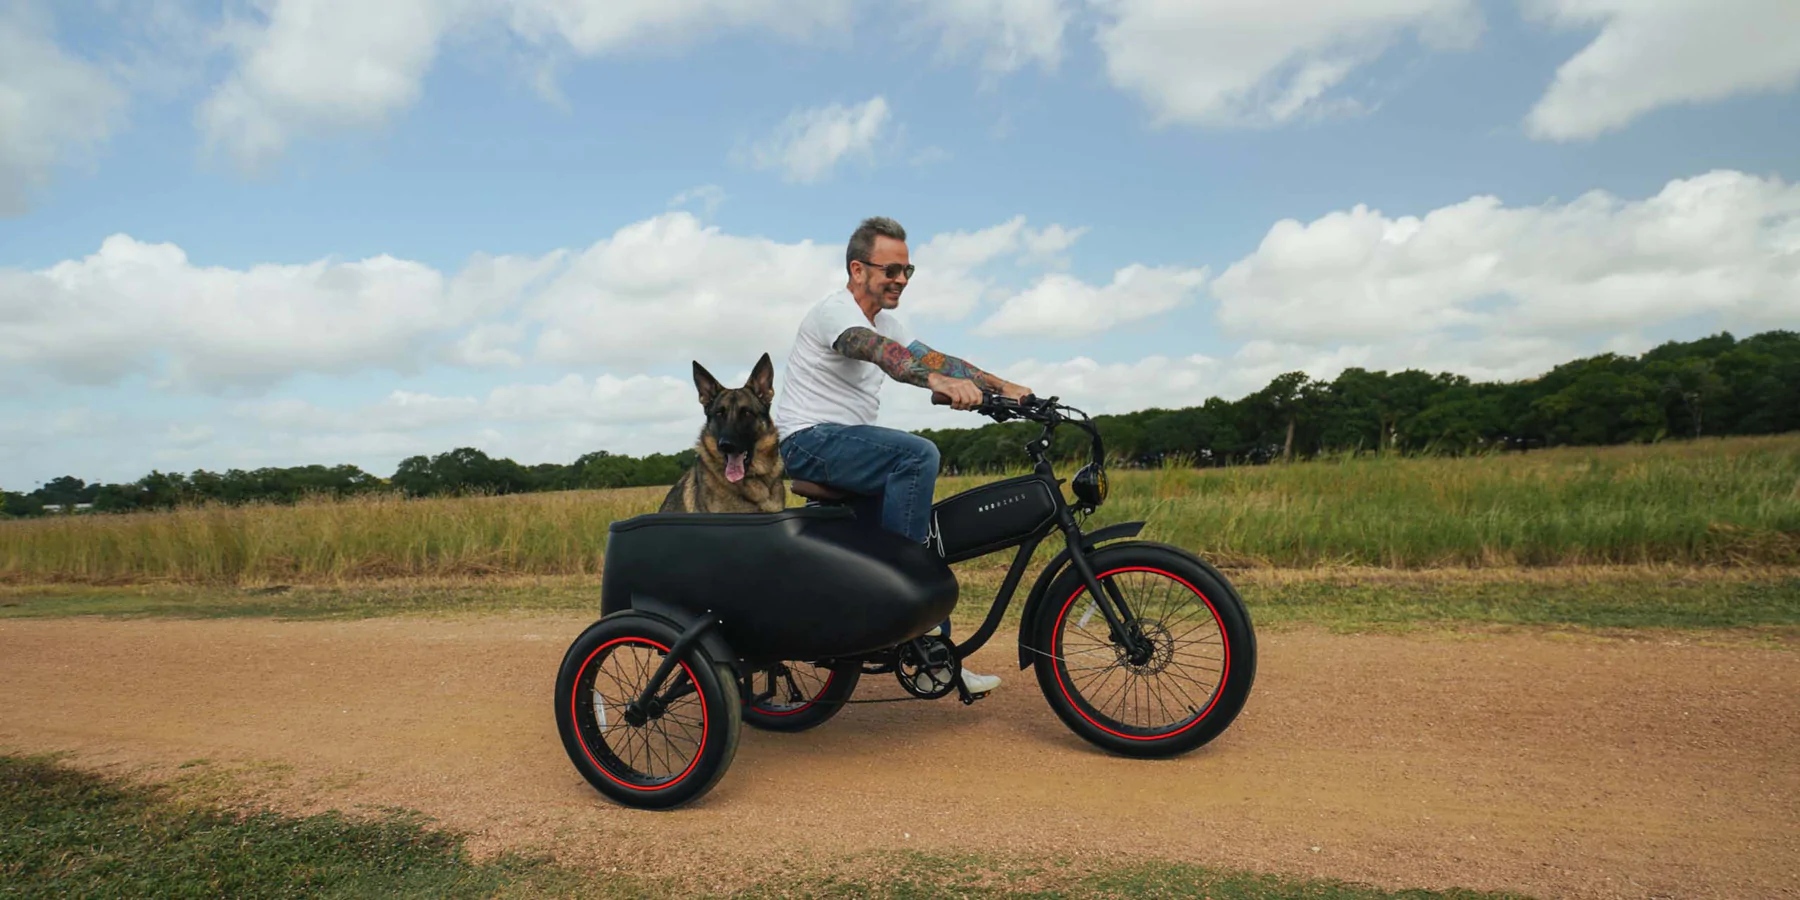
[3,0,1798,490]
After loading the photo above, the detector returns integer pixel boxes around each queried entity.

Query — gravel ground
[2,615,1795,899]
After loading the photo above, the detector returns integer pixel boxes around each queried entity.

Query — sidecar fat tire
[555,613,741,810]
[1029,542,1256,759]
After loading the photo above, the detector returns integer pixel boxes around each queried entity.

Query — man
[772,216,1033,697]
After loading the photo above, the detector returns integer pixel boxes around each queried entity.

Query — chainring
[895,635,959,699]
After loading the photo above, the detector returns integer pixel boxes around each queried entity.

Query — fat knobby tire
[1029,541,1257,758]
[555,613,741,810]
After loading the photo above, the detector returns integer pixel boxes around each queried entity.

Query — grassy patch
[0,576,603,621]
[1233,567,1800,632]
[3,435,1797,584]
[0,754,1523,899]
[5,567,1798,637]
[0,753,576,899]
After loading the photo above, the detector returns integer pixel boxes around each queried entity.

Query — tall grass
[3,435,1796,585]
[1092,434,1800,569]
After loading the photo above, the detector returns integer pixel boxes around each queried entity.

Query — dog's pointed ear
[747,352,774,404]
[692,361,723,405]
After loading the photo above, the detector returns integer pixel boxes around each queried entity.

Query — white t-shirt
[772,288,914,440]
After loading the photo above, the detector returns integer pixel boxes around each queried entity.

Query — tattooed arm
[832,326,931,386]
[905,341,1013,394]
[831,328,1031,404]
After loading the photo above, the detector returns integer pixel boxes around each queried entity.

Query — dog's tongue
[725,453,746,483]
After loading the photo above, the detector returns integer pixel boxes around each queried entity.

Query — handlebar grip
[935,390,1005,405]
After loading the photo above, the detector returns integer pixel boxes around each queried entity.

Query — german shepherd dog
[659,352,786,514]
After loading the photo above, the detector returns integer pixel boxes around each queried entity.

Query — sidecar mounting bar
[629,610,720,714]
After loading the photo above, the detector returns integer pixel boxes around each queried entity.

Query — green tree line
[4,329,1796,517]
[919,329,1800,472]
[1,448,695,518]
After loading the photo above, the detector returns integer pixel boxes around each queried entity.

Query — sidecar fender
[605,597,747,673]
[1016,521,1145,670]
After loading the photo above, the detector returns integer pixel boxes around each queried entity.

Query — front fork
[1057,516,1154,665]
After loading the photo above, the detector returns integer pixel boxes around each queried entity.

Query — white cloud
[667,183,726,216]
[908,216,1093,319]
[524,211,1099,365]
[526,212,843,367]
[1,212,1101,391]
[905,0,1071,75]
[742,96,892,184]
[1089,0,1481,127]
[229,372,705,468]
[1022,224,1088,263]
[0,4,128,214]
[976,263,1209,338]
[199,0,462,171]
[0,234,558,388]
[1524,0,1800,141]
[197,0,853,169]
[448,323,528,368]
[1211,169,1800,344]
[499,0,848,55]
[888,329,1592,432]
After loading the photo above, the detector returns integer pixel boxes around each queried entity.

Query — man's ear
[693,361,723,405]
[747,352,774,404]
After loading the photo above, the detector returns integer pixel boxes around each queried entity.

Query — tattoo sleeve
[906,341,1006,391]
[833,327,931,386]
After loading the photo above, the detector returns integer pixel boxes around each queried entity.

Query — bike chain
[747,643,1076,708]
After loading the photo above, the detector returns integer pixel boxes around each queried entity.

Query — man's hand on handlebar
[927,373,983,410]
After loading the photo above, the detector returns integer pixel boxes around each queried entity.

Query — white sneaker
[909,664,1000,696]
[959,668,1001,695]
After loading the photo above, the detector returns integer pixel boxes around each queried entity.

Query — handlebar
[931,390,1059,423]
[930,388,1105,474]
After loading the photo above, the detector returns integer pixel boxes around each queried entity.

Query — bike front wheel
[1029,542,1256,758]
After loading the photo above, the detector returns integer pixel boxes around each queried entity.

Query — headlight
[1072,463,1108,507]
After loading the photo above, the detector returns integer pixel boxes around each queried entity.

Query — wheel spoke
[1052,564,1235,735]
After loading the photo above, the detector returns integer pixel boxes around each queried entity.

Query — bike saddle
[789,479,863,502]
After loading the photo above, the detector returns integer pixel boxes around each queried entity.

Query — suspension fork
[1056,515,1152,662]
[624,611,717,724]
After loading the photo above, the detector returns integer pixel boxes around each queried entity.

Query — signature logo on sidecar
[977,493,1025,514]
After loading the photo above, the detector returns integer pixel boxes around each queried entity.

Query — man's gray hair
[846,216,906,275]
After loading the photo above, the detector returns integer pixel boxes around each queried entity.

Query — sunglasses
[856,259,915,279]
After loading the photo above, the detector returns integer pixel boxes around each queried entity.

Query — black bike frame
[919,398,1152,665]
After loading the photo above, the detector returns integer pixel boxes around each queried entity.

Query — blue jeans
[779,423,941,543]
[780,423,951,639]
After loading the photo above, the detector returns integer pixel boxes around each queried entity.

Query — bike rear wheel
[741,661,861,732]
[1029,542,1256,758]
[555,614,741,810]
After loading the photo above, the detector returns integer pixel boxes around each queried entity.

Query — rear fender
[1015,521,1145,669]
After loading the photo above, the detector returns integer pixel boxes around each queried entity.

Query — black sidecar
[599,505,959,664]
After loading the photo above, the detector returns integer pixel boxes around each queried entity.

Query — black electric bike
[554,392,1257,810]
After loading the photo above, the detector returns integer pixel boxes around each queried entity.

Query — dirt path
[2,615,1795,899]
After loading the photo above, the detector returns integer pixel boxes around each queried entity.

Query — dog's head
[692,352,776,484]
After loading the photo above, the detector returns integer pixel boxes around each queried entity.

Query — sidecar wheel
[742,661,861,732]
[555,614,741,810]
[1029,542,1256,759]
